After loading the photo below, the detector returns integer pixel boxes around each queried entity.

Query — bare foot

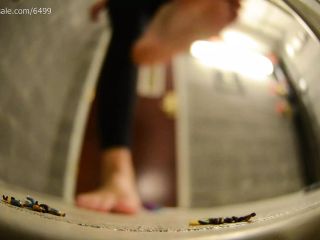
[133,0,241,64]
[76,148,141,214]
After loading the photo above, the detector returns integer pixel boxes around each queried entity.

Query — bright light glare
[190,40,274,79]
[292,37,302,50]
[298,78,308,92]
[285,44,295,57]
[222,30,260,51]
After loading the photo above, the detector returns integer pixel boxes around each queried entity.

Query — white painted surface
[174,55,191,208]
[63,30,111,203]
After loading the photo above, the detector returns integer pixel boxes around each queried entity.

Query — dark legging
[96,0,168,149]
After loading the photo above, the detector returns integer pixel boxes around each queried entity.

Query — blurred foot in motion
[76,148,141,214]
[133,0,241,64]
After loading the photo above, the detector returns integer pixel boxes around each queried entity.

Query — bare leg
[133,0,241,64]
[76,148,141,214]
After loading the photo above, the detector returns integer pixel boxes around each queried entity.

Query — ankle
[100,147,135,182]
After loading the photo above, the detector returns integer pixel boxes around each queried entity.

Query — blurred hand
[90,0,108,22]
